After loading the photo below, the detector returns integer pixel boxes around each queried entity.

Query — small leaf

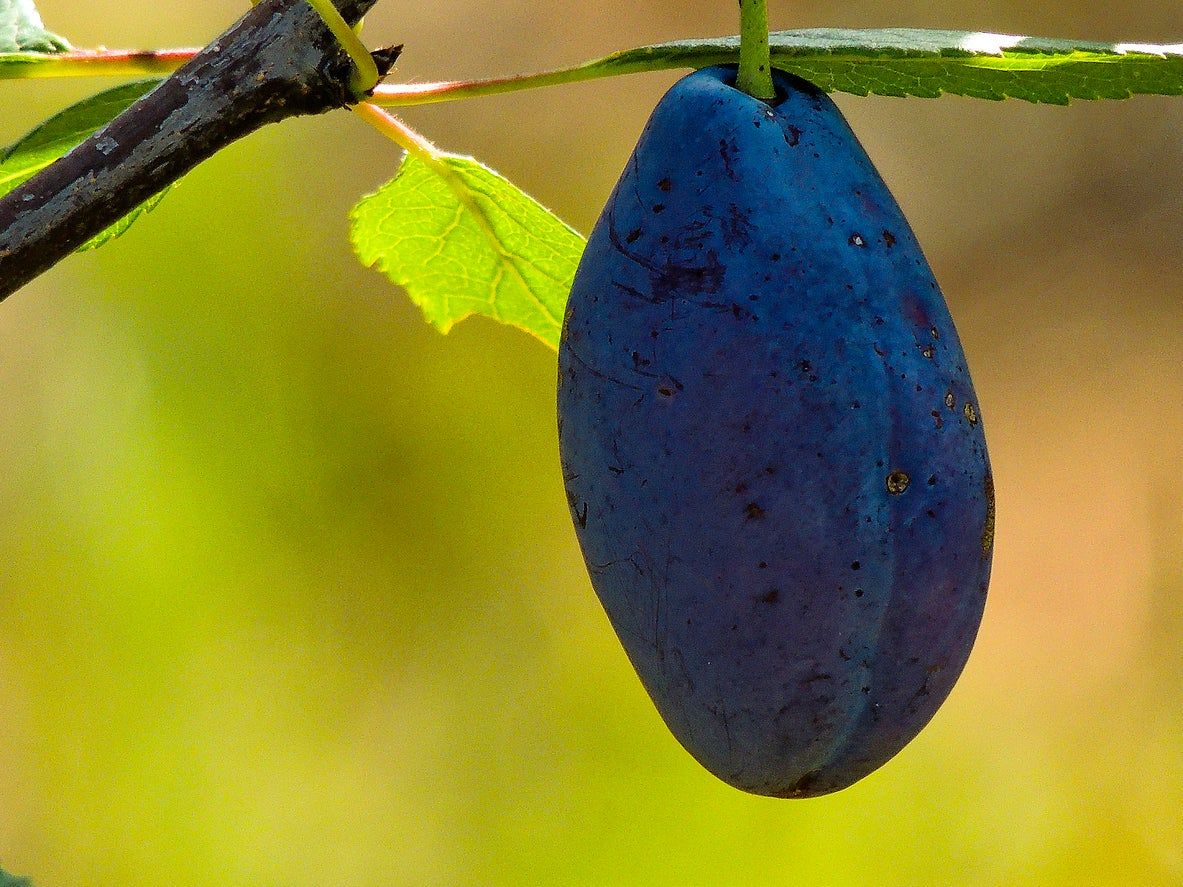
[0,79,171,251]
[351,153,585,349]
[0,866,32,887]
[590,29,1183,104]
[0,0,68,53]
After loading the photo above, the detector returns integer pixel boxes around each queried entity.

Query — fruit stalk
[737,0,776,100]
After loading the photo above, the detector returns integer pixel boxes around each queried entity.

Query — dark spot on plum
[982,474,996,554]
[849,233,866,247]
[760,589,780,604]
[625,228,643,244]
[920,345,935,359]
[758,561,768,569]
[854,588,864,597]
[931,410,943,428]
[886,471,910,494]
[734,481,749,494]
[657,177,672,192]
[851,561,861,571]
[745,502,766,520]
[652,203,665,214]
[883,229,896,247]
[928,475,937,486]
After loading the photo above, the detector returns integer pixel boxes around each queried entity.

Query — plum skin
[557,66,994,797]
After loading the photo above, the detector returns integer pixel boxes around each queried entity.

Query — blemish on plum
[625,228,643,244]
[848,233,866,247]
[882,229,896,247]
[760,589,780,604]
[963,402,978,426]
[886,471,911,494]
[657,177,672,192]
[745,502,766,520]
[944,391,956,410]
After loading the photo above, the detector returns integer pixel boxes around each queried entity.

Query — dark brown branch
[0,0,400,300]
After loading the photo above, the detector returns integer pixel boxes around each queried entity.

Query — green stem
[0,49,198,80]
[737,0,775,100]
[300,0,379,95]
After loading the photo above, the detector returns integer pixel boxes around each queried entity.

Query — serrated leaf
[581,29,1183,104]
[0,0,68,53]
[350,153,585,349]
[0,79,171,251]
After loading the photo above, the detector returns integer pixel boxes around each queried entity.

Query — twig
[0,0,400,300]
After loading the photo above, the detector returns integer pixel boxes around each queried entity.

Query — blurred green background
[1,1,1181,884]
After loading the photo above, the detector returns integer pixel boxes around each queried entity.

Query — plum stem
[737,0,776,100]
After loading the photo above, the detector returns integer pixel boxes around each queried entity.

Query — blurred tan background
[0,1,1180,884]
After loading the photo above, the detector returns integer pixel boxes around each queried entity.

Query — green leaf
[0,0,68,53]
[0,79,171,251]
[599,29,1183,104]
[350,153,585,349]
[0,867,32,887]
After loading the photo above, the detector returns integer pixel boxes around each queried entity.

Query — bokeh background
[0,1,1181,884]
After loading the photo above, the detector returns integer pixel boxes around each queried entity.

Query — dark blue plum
[557,66,994,797]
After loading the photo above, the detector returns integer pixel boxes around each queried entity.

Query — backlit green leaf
[350,153,585,349]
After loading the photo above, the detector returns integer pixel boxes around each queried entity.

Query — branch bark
[0,0,399,300]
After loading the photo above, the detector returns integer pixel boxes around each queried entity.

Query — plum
[557,65,994,797]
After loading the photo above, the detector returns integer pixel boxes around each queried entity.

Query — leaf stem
[0,49,198,80]
[352,101,441,160]
[367,55,690,108]
[737,0,776,100]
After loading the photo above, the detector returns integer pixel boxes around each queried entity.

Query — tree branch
[0,0,400,300]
